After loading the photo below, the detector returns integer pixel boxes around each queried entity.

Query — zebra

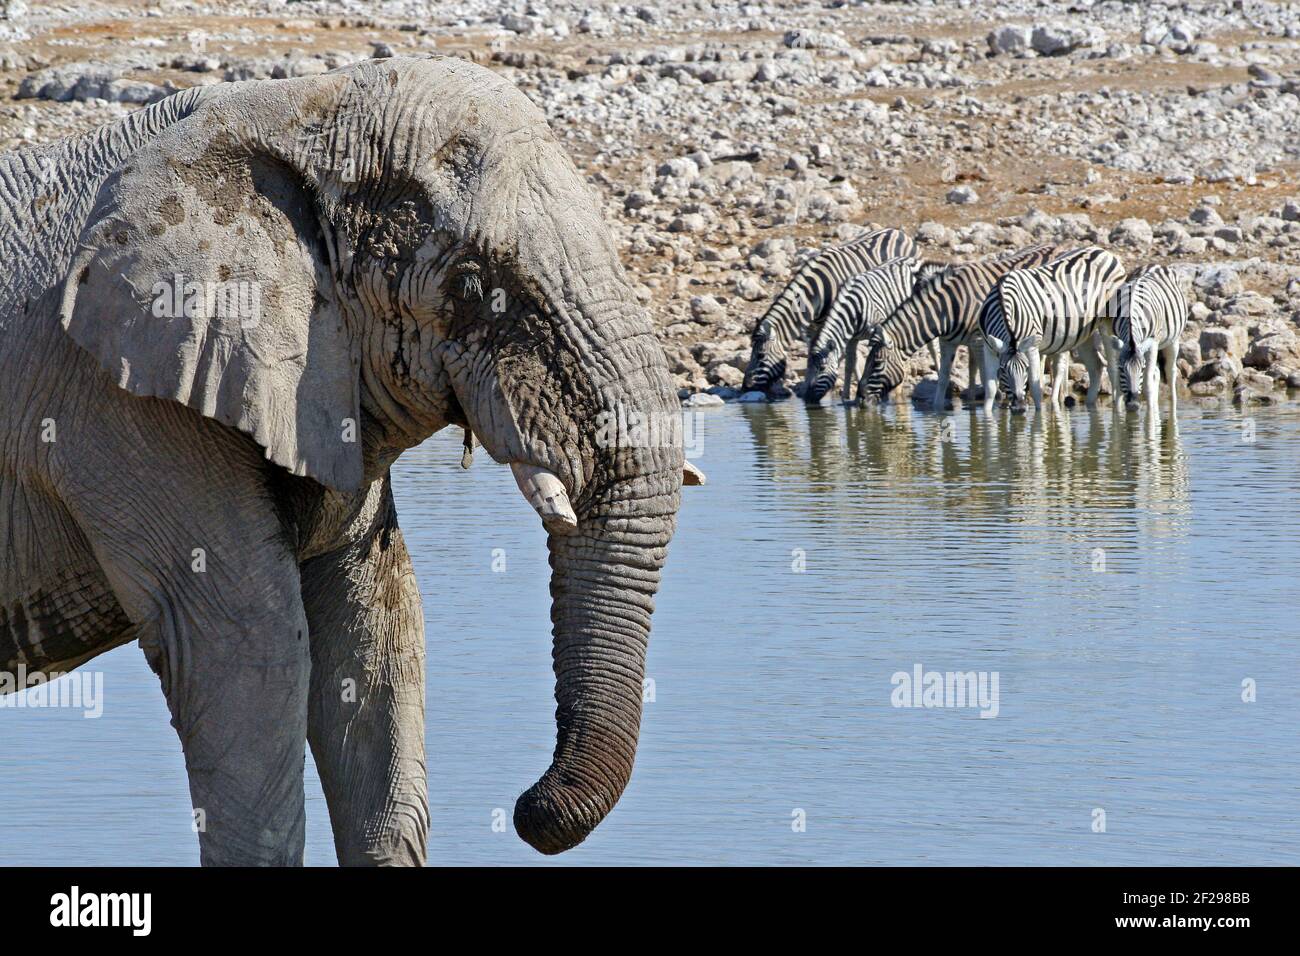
[856,244,1068,410]
[979,247,1128,415]
[1110,265,1189,419]
[742,227,915,391]
[803,257,946,403]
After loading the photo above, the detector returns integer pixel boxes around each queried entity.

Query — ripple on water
[1,402,1297,864]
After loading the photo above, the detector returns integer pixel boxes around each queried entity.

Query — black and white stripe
[857,244,1066,408]
[979,247,1128,413]
[1111,265,1188,416]
[742,227,915,390]
[804,256,936,402]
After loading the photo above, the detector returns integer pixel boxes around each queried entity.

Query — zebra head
[804,344,837,403]
[857,326,906,406]
[1115,281,1154,410]
[997,340,1036,415]
[1115,334,1147,410]
[744,326,786,391]
[804,293,857,403]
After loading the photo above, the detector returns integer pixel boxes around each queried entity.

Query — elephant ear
[57,107,363,492]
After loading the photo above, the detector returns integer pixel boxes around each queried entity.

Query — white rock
[916,221,954,244]
[500,13,537,34]
[682,393,725,408]
[16,65,169,104]
[987,26,1032,55]
[1199,326,1248,360]
[669,213,707,234]
[1031,24,1102,56]
[783,29,848,50]
[1109,218,1154,247]
[657,157,700,180]
[690,294,725,321]
[734,275,767,301]
[946,185,979,205]
[1194,264,1243,297]
[710,364,744,388]
[1166,19,1198,49]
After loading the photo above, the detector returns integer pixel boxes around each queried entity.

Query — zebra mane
[916,261,953,289]
[997,283,1017,353]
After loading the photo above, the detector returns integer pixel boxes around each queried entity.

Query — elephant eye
[449,261,485,304]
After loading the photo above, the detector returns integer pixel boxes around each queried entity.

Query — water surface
[2,401,1298,865]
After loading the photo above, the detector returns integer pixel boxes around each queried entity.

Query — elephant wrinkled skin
[0,56,685,864]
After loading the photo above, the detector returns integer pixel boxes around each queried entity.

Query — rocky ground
[3,0,1299,407]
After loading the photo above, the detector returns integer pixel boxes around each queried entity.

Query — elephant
[0,55,700,865]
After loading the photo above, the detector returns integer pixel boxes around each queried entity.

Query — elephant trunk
[513,470,677,854]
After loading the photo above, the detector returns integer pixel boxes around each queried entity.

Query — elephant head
[56,56,689,854]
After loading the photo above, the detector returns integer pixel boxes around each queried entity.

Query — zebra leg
[842,336,860,403]
[927,339,940,370]
[1163,342,1179,416]
[1049,353,1069,408]
[1108,334,1121,403]
[1097,328,1119,409]
[934,341,956,412]
[981,345,999,414]
[1145,343,1162,424]
[1043,353,1056,408]
[1079,340,1105,408]
[967,344,983,403]
[1028,347,1044,412]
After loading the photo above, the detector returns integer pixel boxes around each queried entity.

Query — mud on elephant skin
[0,55,699,863]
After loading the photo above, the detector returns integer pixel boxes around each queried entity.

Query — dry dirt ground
[3,0,1299,401]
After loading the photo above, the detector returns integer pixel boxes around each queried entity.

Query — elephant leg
[302,476,428,867]
[62,426,312,866]
[146,586,310,867]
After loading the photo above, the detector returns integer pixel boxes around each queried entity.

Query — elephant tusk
[682,461,707,486]
[510,462,578,535]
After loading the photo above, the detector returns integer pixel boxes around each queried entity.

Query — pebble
[682,393,725,408]
[2,0,1297,409]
